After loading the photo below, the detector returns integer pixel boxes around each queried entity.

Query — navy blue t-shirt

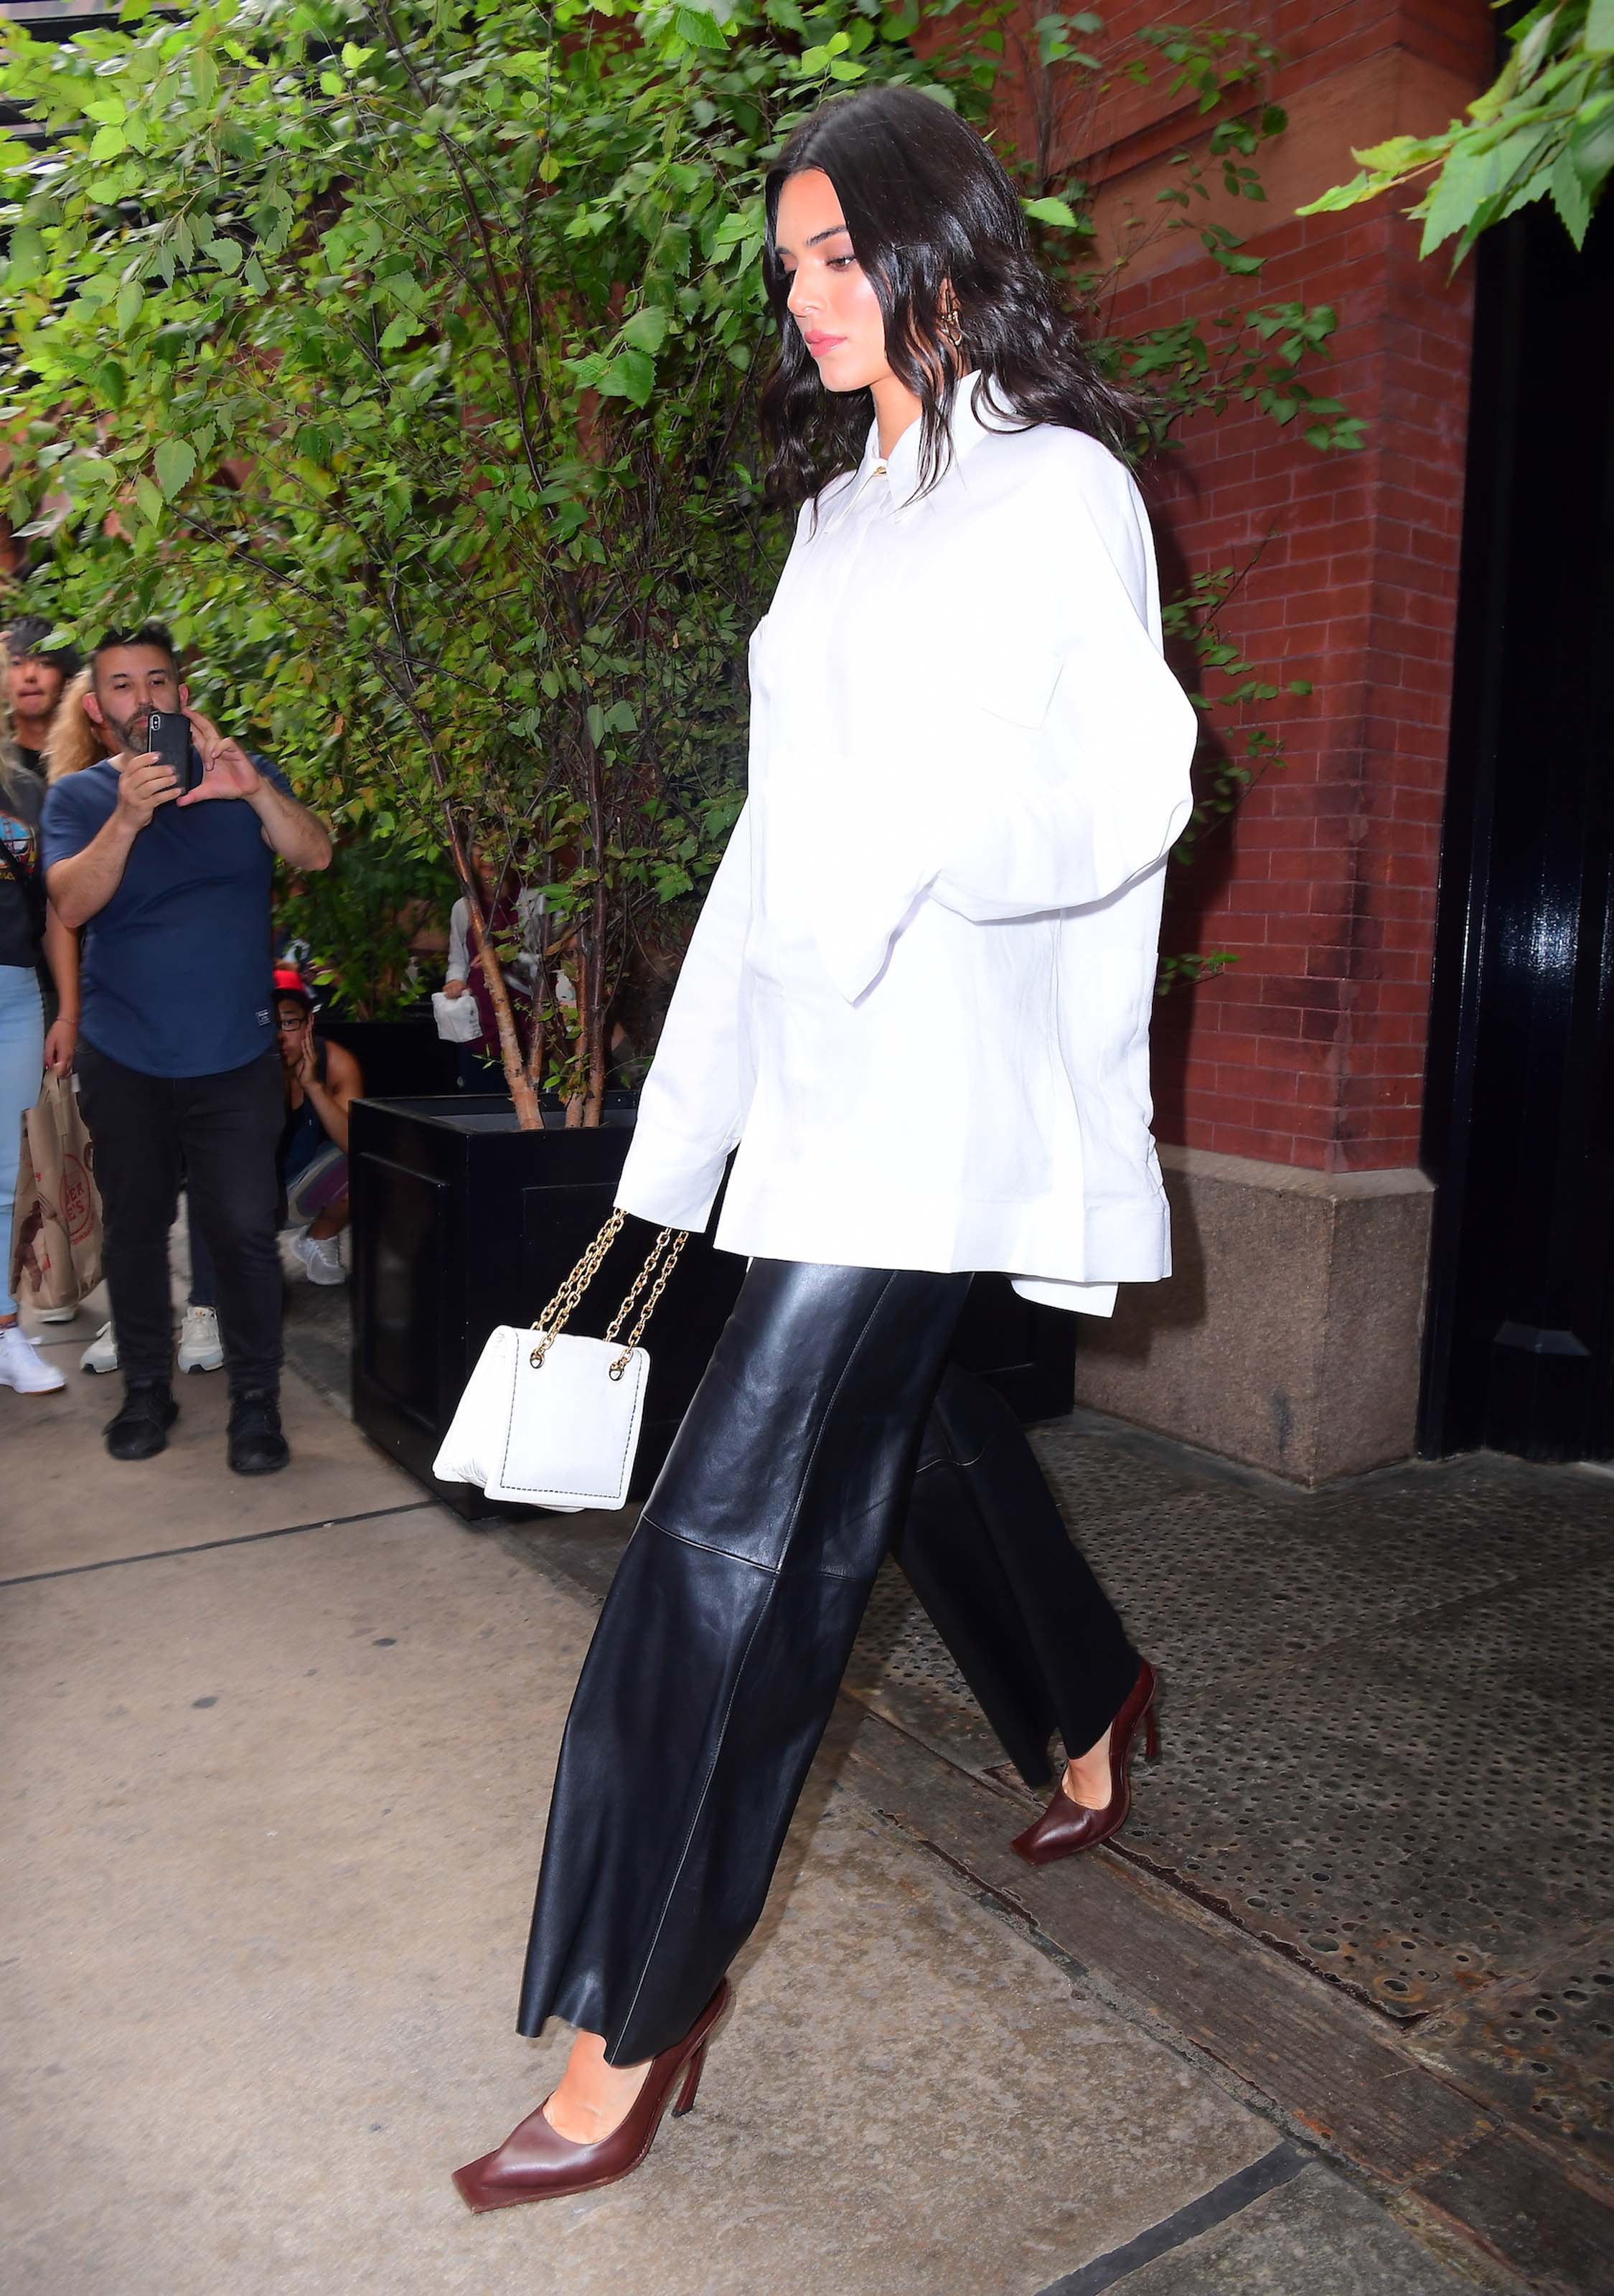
[41,752,291,1078]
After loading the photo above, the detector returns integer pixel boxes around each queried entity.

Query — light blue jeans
[0,964,45,1319]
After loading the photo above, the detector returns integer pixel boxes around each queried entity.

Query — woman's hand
[43,1015,78,1076]
[444,978,468,999]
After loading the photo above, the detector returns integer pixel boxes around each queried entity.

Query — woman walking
[454,84,1196,2210]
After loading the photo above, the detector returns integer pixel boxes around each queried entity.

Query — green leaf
[1513,3,1562,82]
[620,306,670,355]
[598,347,656,406]
[135,474,164,526]
[1590,0,1614,52]
[154,437,197,499]
[6,226,45,291]
[89,124,128,161]
[207,237,243,274]
[1417,147,1489,253]
[115,281,144,334]
[1023,196,1081,230]
[1549,144,1593,242]
[1570,91,1614,190]
[1351,132,1445,173]
[672,6,729,50]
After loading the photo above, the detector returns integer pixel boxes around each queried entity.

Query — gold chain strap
[527,1210,688,1375]
[528,1210,625,1368]
[606,1229,688,1379]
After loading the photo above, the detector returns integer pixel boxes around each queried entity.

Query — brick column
[1054,1,1494,1477]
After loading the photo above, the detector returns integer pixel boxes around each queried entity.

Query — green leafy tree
[2,1,1356,1119]
[1300,0,1614,261]
[275,831,456,1017]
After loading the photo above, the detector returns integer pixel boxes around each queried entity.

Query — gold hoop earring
[941,307,964,352]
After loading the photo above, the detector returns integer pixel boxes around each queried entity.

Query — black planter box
[319,1014,459,1099]
[349,1096,1075,1518]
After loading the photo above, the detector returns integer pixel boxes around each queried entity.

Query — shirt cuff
[1010,1276,1118,1318]
[614,1126,731,1235]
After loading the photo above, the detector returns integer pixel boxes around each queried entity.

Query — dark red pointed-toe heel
[1010,1660,1159,1867]
[451,1980,731,2214]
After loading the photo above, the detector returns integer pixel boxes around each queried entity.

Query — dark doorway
[1420,202,1614,1461]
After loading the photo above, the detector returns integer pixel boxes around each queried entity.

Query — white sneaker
[34,1302,78,1324]
[177,1304,225,1373]
[80,1319,121,1374]
[0,1323,67,1393]
[289,1230,347,1286]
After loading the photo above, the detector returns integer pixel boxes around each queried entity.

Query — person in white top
[454,86,1198,2213]
[439,849,550,1086]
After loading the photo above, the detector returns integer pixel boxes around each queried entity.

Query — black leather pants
[517,1259,1138,2066]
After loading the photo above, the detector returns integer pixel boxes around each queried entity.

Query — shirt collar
[853,370,1011,510]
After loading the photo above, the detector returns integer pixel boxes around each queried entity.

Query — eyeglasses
[275,1012,309,1030]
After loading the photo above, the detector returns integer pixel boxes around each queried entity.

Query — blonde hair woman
[44,667,103,781]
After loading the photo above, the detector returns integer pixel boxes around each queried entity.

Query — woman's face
[774,168,891,397]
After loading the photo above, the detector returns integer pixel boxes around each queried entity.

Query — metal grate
[1409,1935,1614,2167]
[843,1419,1614,2137]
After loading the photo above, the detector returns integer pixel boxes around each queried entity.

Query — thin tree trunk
[522,926,548,1099]
[583,873,609,1126]
[562,933,588,1127]
[442,808,543,1131]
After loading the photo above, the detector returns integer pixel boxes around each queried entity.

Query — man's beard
[100,700,152,755]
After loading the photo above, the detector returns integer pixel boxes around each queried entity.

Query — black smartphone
[146,708,201,794]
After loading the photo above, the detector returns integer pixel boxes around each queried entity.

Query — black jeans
[517,1259,1138,2065]
[76,1040,283,1395]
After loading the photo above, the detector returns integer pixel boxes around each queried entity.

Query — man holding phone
[42,624,332,1472]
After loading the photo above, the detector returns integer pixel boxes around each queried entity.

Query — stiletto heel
[452,1979,731,2212]
[1009,1660,1158,1867]
[672,2043,706,2117]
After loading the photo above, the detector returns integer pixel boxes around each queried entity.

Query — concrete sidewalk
[1,1328,1519,2294]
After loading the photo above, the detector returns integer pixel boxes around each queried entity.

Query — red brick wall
[1058,1,1493,1171]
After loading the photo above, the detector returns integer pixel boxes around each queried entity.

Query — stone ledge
[1074,1147,1434,1485]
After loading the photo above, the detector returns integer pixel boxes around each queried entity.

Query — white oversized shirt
[614,375,1198,1314]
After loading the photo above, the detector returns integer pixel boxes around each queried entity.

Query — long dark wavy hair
[760,85,1141,509]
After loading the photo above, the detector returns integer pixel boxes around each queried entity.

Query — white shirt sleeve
[614,802,753,1231]
[931,467,1196,927]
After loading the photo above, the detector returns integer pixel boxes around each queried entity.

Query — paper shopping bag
[9,1071,103,1311]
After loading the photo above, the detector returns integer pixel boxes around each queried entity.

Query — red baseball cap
[272,965,313,1004]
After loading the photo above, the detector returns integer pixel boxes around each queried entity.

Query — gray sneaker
[177,1304,225,1373]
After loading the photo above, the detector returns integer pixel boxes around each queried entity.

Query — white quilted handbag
[433,1212,688,1511]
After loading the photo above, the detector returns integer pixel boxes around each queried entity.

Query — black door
[1420,202,1614,1461]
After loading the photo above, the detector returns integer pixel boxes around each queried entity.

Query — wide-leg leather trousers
[517,1259,1138,2066]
